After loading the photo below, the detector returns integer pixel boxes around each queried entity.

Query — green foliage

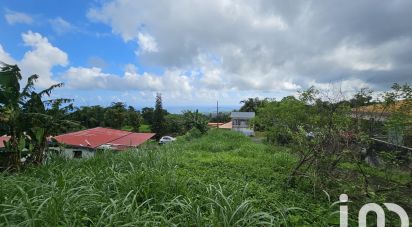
[182,110,208,134]
[239,97,270,112]
[204,111,231,123]
[254,83,411,205]
[0,130,408,226]
[103,102,125,129]
[383,83,412,146]
[141,107,154,124]
[68,105,105,128]
[298,86,319,104]
[255,87,353,187]
[68,102,142,132]
[349,88,374,108]
[0,130,322,226]
[0,63,75,167]
[163,110,208,137]
[124,106,141,132]
[138,124,151,133]
[163,114,185,135]
[255,96,312,145]
[151,93,166,138]
[181,127,203,141]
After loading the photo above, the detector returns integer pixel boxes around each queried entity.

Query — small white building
[230,112,255,136]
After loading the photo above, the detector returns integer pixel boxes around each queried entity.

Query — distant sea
[136,105,241,114]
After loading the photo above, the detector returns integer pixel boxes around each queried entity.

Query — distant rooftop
[230,112,255,118]
[352,100,411,115]
[220,121,233,129]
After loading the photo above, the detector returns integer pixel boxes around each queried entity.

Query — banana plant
[0,62,77,168]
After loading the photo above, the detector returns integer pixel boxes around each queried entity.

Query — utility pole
[216,100,219,128]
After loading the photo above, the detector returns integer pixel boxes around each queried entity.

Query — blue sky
[1,0,411,110]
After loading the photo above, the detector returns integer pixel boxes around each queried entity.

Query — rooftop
[352,100,412,115]
[53,127,155,150]
[220,121,232,129]
[207,122,225,127]
[0,136,10,149]
[230,112,255,118]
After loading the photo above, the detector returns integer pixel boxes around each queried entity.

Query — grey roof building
[230,112,255,118]
[230,112,255,136]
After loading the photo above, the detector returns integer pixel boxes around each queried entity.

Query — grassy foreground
[0,130,408,226]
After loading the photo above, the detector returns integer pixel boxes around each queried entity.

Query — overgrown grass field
[0,130,409,226]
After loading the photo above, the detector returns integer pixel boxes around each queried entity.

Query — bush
[266,126,293,145]
[181,127,203,141]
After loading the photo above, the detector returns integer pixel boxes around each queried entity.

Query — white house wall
[49,147,95,159]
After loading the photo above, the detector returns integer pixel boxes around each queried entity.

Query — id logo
[339,194,409,227]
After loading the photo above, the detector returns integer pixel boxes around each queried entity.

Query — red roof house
[54,127,155,150]
[0,136,11,149]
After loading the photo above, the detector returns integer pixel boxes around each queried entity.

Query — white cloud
[1,31,68,88]
[63,67,114,89]
[85,0,309,94]
[88,5,160,54]
[329,44,392,71]
[136,32,158,53]
[200,68,225,89]
[88,0,412,96]
[63,66,193,95]
[0,44,16,64]
[20,31,68,88]
[308,78,371,101]
[4,9,33,25]
[5,1,412,105]
[49,17,77,35]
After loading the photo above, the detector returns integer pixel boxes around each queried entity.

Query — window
[73,150,82,158]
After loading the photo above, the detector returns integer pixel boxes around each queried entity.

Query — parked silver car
[159,136,176,144]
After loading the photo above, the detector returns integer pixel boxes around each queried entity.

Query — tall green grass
[0,130,345,226]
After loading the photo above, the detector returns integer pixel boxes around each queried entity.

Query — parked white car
[159,136,176,144]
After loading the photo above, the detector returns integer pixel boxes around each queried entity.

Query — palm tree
[0,62,75,168]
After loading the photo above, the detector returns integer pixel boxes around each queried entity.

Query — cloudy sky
[1,0,411,108]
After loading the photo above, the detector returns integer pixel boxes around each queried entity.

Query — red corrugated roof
[54,127,155,149]
[0,136,11,148]
[108,132,155,149]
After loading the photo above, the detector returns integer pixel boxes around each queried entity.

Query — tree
[141,107,154,125]
[255,87,355,187]
[0,63,26,168]
[151,93,166,138]
[164,114,185,136]
[239,97,269,112]
[207,112,231,123]
[182,110,208,134]
[125,106,142,132]
[103,102,126,129]
[383,83,412,180]
[350,88,374,108]
[255,96,311,144]
[0,63,74,168]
